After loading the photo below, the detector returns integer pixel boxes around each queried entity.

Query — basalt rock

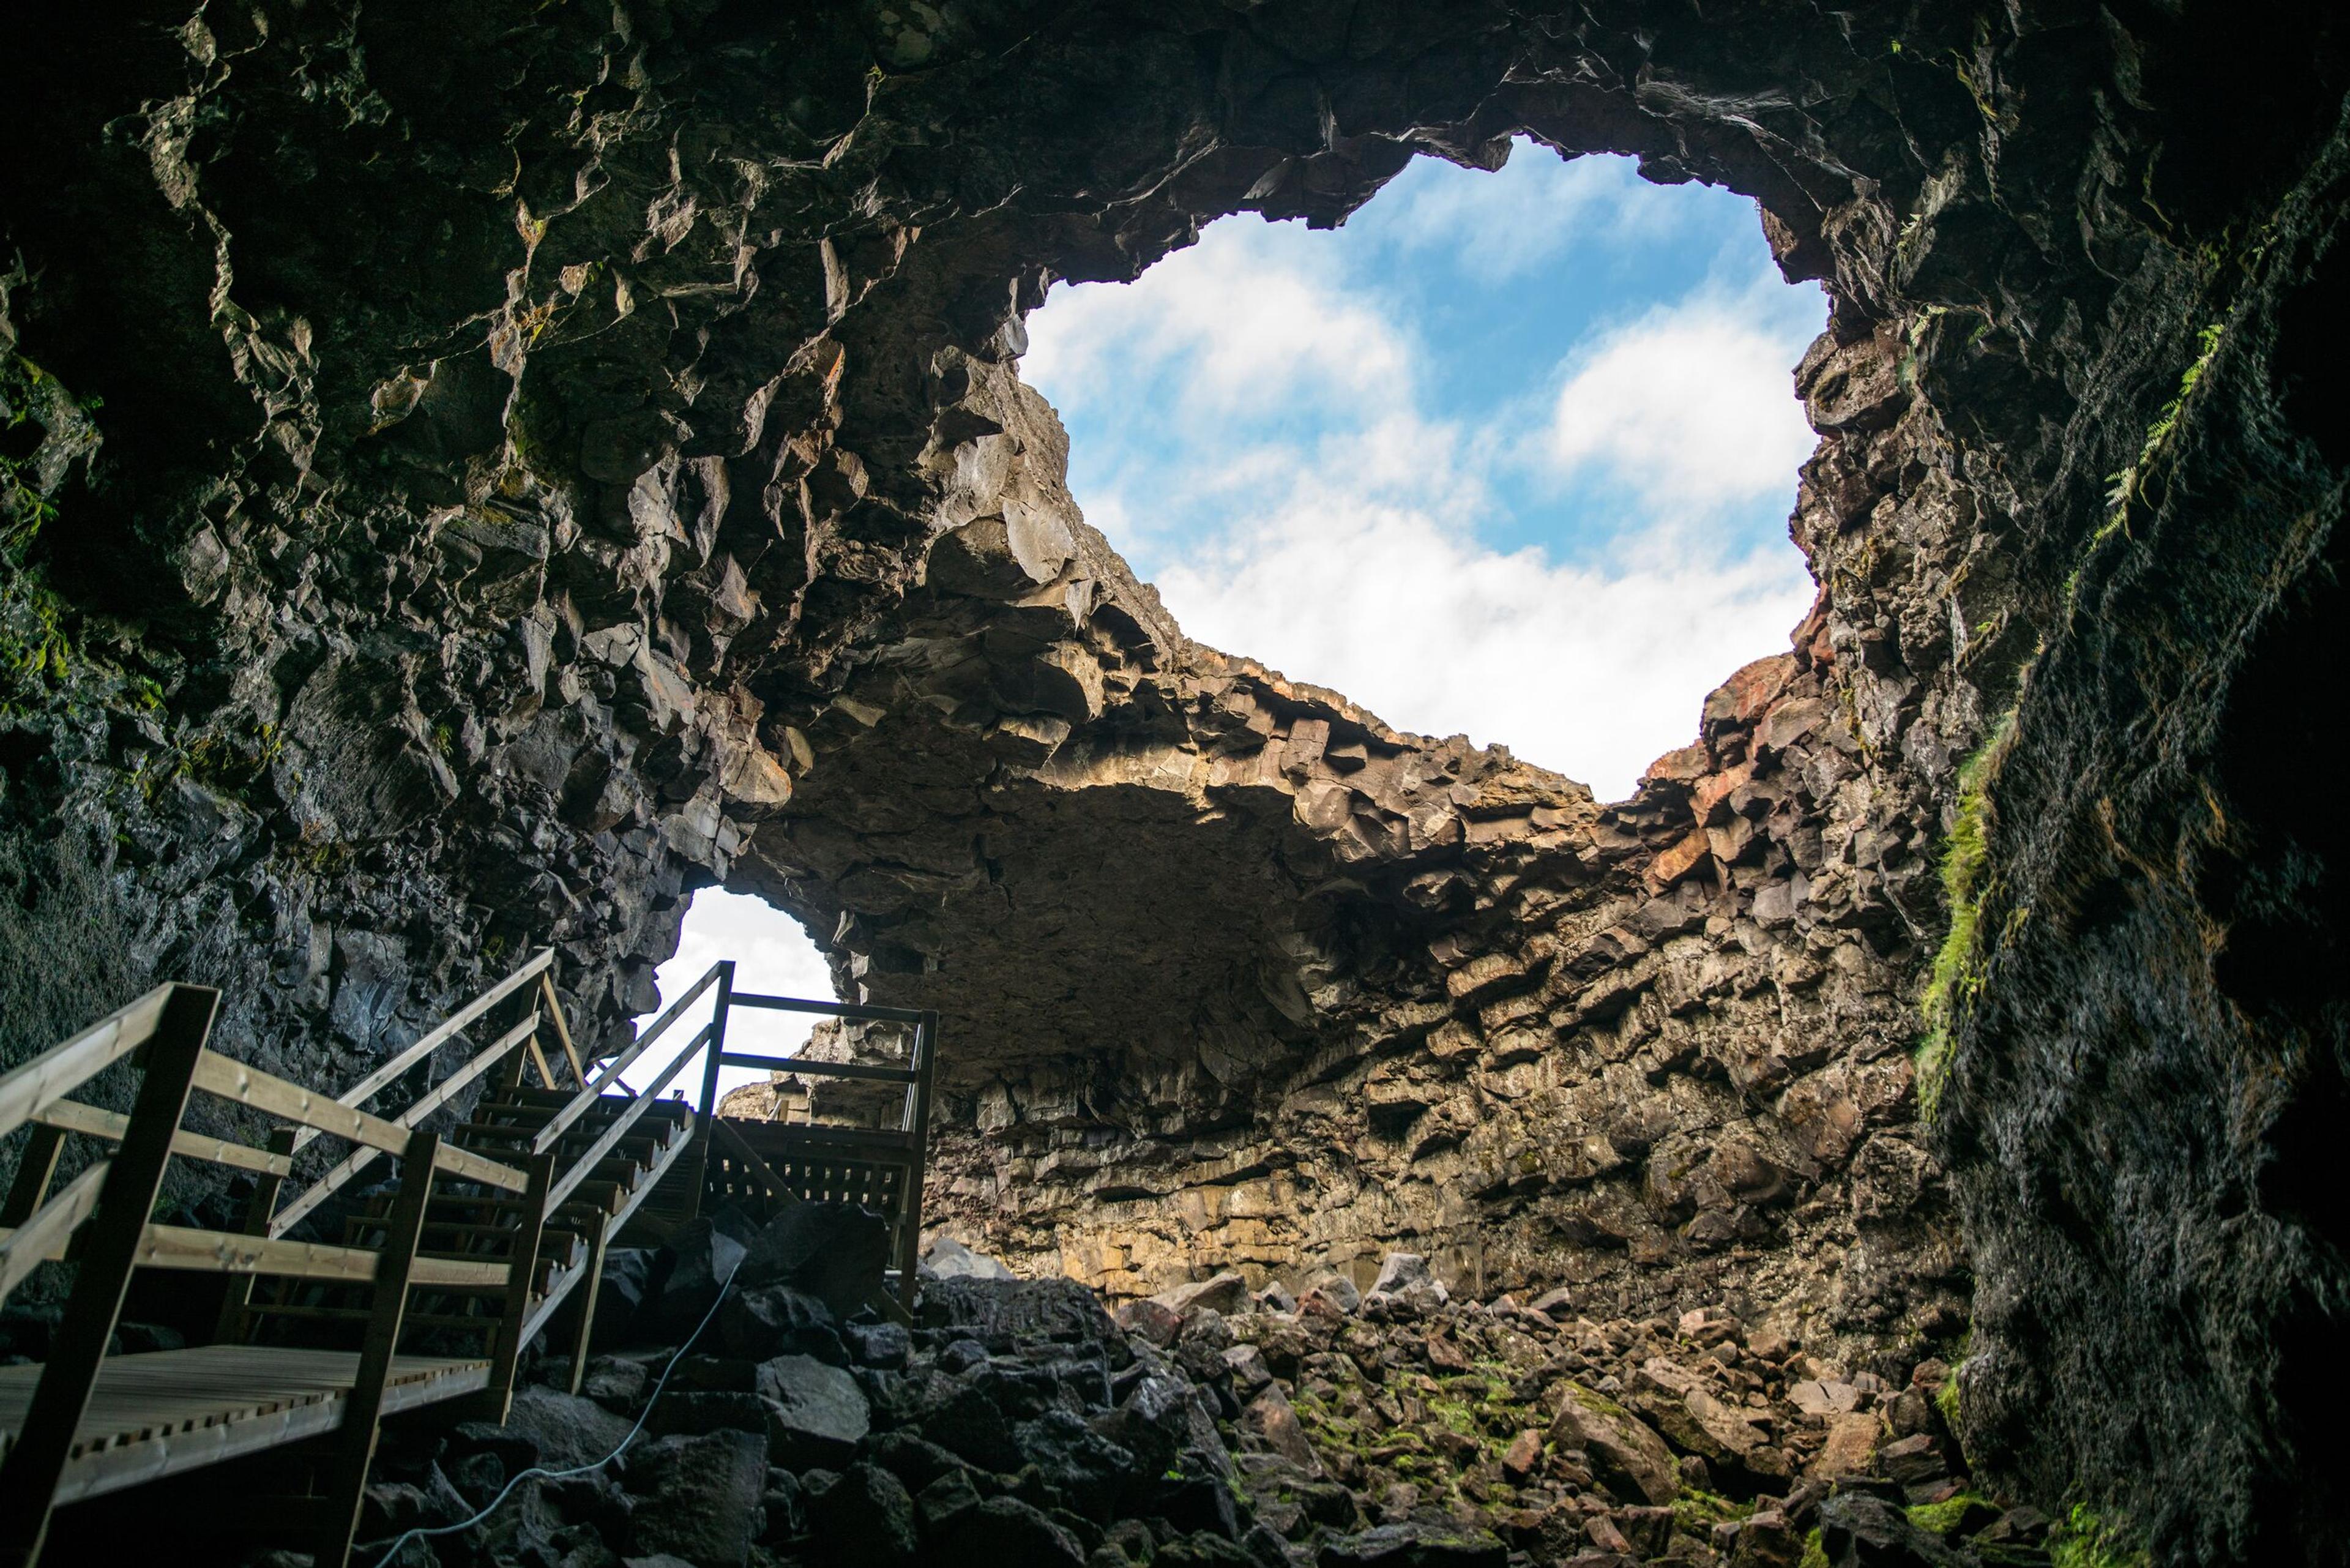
[4,5,2348,1564]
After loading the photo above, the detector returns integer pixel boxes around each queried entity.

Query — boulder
[591,1248,657,1349]
[870,1429,972,1493]
[718,1281,845,1364]
[1816,1491,1972,1567]
[1303,1274,1362,1314]
[1151,1271,1249,1317]
[1240,1384,1321,1476]
[957,1495,1088,1568]
[925,1236,1017,1280]
[1116,1297,1185,1346]
[647,1389,770,1439]
[737,1201,891,1320]
[1362,1255,1448,1319]
[916,1466,983,1531]
[916,1379,1023,1471]
[804,1462,919,1566]
[1315,1521,1509,1567]
[1547,1384,1677,1505]
[498,1385,634,1471]
[846,1320,912,1370]
[624,1429,769,1568]
[1013,1408,1139,1521]
[644,1219,748,1345]
[761,1353,871,1467]
[922,1275,1122,1351]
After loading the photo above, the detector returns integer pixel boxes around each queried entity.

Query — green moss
[1917,707,2018,1114]
[1798,1526,1830,1568]
[1906,1491,1993,1536]
[1674,1489,1753,1533]
[2074,320,2228,620]
[2049,1503,2149,1568]
[1934,1371,1962,1432]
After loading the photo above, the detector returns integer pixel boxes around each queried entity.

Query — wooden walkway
[0,1347,488,1506]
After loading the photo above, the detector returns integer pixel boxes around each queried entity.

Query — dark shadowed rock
[591,1249,657,1350]
[645,1219,748,1345]
[761,1353,871,1468]
[718,1281,846,1364]
[922,1276,1125,1352]
[737,1201,892,1319]
[1316,1522,1509,1567]
[956,1495,1088,1568]
[1817,1492,1972,1567]
[624,1429,768,1568]
[497,1385,634,1471]
[805,1462,919,1566]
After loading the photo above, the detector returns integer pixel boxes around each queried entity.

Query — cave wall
[4,2,2348,1561]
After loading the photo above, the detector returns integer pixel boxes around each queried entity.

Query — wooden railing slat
[190,1049,526,1193]
[546,1025,707,1212]
[32,1098,294,1179]
[0,1160,110,1305]
[0,985,170,1143]
[269,1014,539,1237]
[313,949,554,1127]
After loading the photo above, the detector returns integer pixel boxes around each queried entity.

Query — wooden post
[540,971,586,1087]
[315,1130,438,1568]
[473,1149,556,1422]
[566,1217,611,1395]
[0,1125,66,1227]
[0,984,218,1568]
[214,1126,300,1344]
[894,1011,939,1309]
[684,960,734,1222]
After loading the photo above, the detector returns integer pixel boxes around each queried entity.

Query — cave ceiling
[6,2,2350,1559]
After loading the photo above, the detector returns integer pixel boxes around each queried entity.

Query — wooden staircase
[0,950,938,1568]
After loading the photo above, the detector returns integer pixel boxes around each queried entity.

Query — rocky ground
[335,1216,2050,1568]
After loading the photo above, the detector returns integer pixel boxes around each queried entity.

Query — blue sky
[1022,141,1826,803]
[658,143,1824,1035]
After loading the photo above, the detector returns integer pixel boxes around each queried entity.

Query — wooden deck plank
[0,1347,488,1504]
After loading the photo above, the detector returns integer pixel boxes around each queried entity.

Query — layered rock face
[4,2,2348,1561]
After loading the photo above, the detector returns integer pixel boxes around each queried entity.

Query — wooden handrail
[0,986,169,1143]
[540,973,586,1086]
[127,1223,506,1288]
[33,1100,293,1179]
[584,963,724,1096]
[188,1050,528,1193]
[269,1014,539,1237]
[533,962,724,1156]
[304,949,554,1145]
[0,1162,110,1307]
[546,1023,709,1212]
[728,991,928,1023]
[716,1051,918,1084]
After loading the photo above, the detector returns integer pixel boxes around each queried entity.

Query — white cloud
[1158,491,1814,802]
[636,888,834,1097]
[1021,159,1826,804]
[1021,218,1409,427]
[1378,149,1694,281]
[1545,288,1821,511]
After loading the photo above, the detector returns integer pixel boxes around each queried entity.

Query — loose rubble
[360,1224,2042,1568]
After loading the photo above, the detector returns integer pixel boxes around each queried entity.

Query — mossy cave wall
[2,2,2346,1561]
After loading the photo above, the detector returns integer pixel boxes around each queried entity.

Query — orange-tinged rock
[1703,654,1797,729]
[1649,828,1711,889]
[1641,742,1711,787]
